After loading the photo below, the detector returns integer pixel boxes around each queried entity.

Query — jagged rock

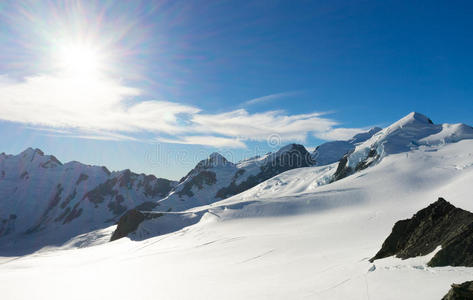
[332,156,351,182]
[442,281,473,300]
[110,209,164,241]
[428,222,473,267]
[110,210,146,241]
[178,171,217,197]
[371,198,473,267]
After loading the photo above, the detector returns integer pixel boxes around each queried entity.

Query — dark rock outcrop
[332,147,379,182]
[332,156,351,182]
[371,198,473,267]
[110,210,146,241]
[442,281,473,300]
[178,171,217,197]
[110,209,163,241]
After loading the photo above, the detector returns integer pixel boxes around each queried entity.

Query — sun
[55,41,104,78]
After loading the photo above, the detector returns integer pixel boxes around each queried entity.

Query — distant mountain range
[1,112,472,253]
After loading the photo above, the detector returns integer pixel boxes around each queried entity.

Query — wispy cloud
[315,127,368,141]
[0,74,365,148]
[155,136,246,149]
[243,91,300,106]
[192,109,336,142]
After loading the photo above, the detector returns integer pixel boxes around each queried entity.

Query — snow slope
[0,113,473,299]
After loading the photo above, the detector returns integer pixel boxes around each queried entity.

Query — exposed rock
[110,209,164,241]
[428,222,473,267]
[217,144,313,199]
[442,281,473,300]
[60,189,77,209]
[107,194,127,215]
[142,176,174,198]
[371,198,473,267]
[118,169,134,188]
[63,202,83,224]
[20,171,29,180]
[332,156,351,182]
[76,173,89,185]
[110,210,145,241]
[102,166,111,176]
[133,201,159,211]
[311,127,381,166]
[40,155,62,168]
[354,148,379,172]
[82,178,118,205]
[331,112,447,182]
[178,171,217,197]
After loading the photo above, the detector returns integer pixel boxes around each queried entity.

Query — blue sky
[0,0,472,180]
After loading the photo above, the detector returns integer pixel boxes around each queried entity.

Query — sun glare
[55,41,104,78]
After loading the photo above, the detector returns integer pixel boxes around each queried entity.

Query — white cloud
[191,109,336,142]
[0,73,367,148]
[155,136,246,149]
[243,91,299,106]
[315,127,367,141]
[0,74,199,133]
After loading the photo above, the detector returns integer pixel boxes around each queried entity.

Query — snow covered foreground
[2,136,473,298]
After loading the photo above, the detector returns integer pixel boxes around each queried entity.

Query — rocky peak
[261,143,313,172]
[370,197,473,267]
[268,144,312,162]
[179,152,234,184]
[207,152,230,167]
[442,281,473,299]
[20,147,44,160]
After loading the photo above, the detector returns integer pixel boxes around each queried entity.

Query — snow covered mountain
[311,127,381,166]
[1,112,473,299]
[333,112,473,181]
[114,112,473,241]
[0,125,391,250]
[2,112,473,299]
[0,143,316,252]
[156,143,314,211]
[0,148,176,253]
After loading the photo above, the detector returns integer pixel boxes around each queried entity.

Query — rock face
[110,210,145,241]
[371,198,473,267]
[110,210,163,241]
[442,281,473,300]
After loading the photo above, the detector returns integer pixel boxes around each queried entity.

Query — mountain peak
[207,152,230,166]
[209,152,227,161]
[187,152,232,175]
[20,147,44,157]
[275,143,306,155]
[400,112,434,126]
